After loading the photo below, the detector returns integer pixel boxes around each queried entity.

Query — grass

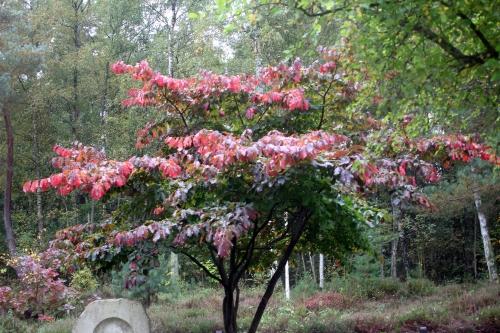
[1,279,499,333]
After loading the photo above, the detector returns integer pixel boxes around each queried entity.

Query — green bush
[366,278,402,299]
[292,275,319,299]
[406,278,436,297]
[70,267,98,294]
[111,254,176,305]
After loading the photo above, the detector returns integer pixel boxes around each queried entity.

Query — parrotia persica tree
[22,49,497,332]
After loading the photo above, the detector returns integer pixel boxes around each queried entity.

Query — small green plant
[292,275,319,299]
[359,278,403,299]
[70,267,98,294]
[406,278,435,297]
[111,254,176,306]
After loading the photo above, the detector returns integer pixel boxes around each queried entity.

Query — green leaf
[187,12,199,20]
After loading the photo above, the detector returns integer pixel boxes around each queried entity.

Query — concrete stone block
[72,298,150,333]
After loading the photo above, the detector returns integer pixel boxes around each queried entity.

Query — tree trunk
[247,209,310,333]
[473,213,478,279]
[301,253,306,275]
[166,0,177,77]
[309,252,317,283]
[166,2,180,278]
[390,195,402,279]
[2,106,16,255]
[32,110,43,237]
[71,5,82,141]
[402,230,410,281]
[380,247,385,278]
[473,189,498,282]
[319,253,324,289]
[284,261,290,300]
[100,61,109,150]
[222,285,239,333]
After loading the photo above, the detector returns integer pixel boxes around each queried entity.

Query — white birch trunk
[284,261,290,300]
[319,253,324,289]
[473,189,498,282]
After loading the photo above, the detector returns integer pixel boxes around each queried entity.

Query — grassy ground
[2,278,499,332]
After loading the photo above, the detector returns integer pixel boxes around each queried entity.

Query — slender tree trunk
[402,230,410,281]
[473,189,498,282]
[309,252,317,282]
[247,209,310,333]
[32,109,44,237]
[319,253,324,289]
[284,261,290,300]
[390,195,402,279]
[99,61,109,150]
[473,213,478,279]
[2,106,16,255]
[166,2,181,279]
[166,0,177,77]
[380,247,385,278]
[301,253,306,275]
[70,4,82,141]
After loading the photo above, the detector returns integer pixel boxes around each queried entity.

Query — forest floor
[5,278,500,333]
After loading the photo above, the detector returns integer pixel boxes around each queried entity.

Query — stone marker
[72,298,150,333]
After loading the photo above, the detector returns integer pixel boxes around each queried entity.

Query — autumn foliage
[22,52,497,259]
[14,50,498,331]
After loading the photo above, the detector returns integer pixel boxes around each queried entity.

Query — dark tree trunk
[247,209,310,333]
[473,213,478,279]
[2,106,16,255]
[390,195,402,279]
[402,229,410,281]
[32,106,44,237]
[222,284,239,333]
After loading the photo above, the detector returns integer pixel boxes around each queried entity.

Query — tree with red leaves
[23,49,497,333]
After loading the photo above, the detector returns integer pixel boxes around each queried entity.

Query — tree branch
[293,1,347,17]
[438,1,498,61]
[175,247,222,283]
[412,23,487,68]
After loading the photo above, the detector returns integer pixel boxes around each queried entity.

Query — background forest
[0,0,499,332]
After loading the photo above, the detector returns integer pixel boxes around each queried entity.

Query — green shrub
[348,277,403,300]
[70,267,98,294]
[111,254,176,305]
[292,275,319,299]
[406,278,436,297]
